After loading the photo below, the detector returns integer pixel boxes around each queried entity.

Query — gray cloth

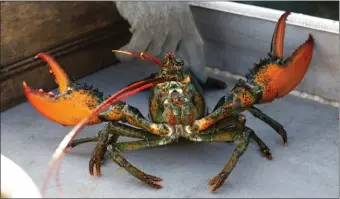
[114,2,208,82]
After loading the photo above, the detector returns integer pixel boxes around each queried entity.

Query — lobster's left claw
[23,53,103,126]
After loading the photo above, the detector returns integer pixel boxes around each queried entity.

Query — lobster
[23,12,314,194]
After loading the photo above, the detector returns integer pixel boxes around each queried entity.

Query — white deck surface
[1,60,339,198]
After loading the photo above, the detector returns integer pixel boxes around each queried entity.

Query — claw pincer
[23,53,104,126]
[250,12,314,103]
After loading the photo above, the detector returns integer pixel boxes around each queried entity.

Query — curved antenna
[112,50,163,67]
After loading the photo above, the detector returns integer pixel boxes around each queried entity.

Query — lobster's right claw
[251,12,314,103]
[23,53,104,126]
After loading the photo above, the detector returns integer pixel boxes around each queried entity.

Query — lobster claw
[23,53,103,126]
[254,11,314,103]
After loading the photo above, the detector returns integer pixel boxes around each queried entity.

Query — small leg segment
[247,105,287,145]
[108,147,163,189]
[185,79,261,136]
[247,127,272,160]
[68,136,98,148]
[198,123,271,192]
[99,102,172,136]
[206,128,253,193]
[89,124,119,176]
[200,114,272,160]
[88,122,161,176]
[107,138,176,189]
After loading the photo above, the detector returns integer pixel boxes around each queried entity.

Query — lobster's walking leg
[199,114,272,159]
[89,123,120,176]
[246,127,272,160]
[247,106,287,145]
[200,124,272,160]
[68,123,121,149]
[100,103,172,136]
[108,149,163,189]
[107,122,160,140]
[107,139,177,189]
[88,122,161,176]
[69,110,166,149]
[205,128,253,193]
[68,136,98,148]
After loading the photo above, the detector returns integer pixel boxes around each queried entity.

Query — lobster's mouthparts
[23,53,102,126]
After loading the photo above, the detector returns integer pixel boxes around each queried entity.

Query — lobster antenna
[140,52,163,66]
[40,77,167,196]
[112,50,163,67]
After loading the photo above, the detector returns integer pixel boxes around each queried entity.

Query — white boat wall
[189,1,339,103]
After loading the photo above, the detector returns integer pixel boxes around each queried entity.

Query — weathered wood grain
[1,1,123,65]
[0,2,132,111]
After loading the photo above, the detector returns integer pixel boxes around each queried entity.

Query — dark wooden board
[0,2,132,111]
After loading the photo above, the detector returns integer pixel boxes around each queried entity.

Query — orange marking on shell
[237,88,256,107]
[167,109,176,126]
[104,106,123,121]
[254,64,281,103]
[23,82,101,126]
[197,119,214,131]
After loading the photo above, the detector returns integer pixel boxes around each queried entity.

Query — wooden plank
[0,1,124,65]
[1,23,132,111]
[0,2,132,111]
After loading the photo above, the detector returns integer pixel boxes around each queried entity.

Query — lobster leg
[106,122,161,140]
[107,139,177,189]
[247,127,272,159]
[200,124,272,161]
[67,123,121,148]
[68,136,98,148]
[88,124,118,176]
[108,150,163,189]
[197,113,272,159]
[99,102,173,136]
[206,128,253,193]
[88,122,165,177]
[247,106,287,145]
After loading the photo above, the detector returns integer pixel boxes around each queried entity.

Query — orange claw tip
[34,52,70,93]
[307,33,314,43]
[22,81,34,94]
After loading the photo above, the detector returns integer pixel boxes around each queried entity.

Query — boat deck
[1,60,338,197]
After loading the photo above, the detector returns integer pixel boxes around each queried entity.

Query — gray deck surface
[1,60,339,198]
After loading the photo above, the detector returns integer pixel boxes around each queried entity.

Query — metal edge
[189,1,339,34]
